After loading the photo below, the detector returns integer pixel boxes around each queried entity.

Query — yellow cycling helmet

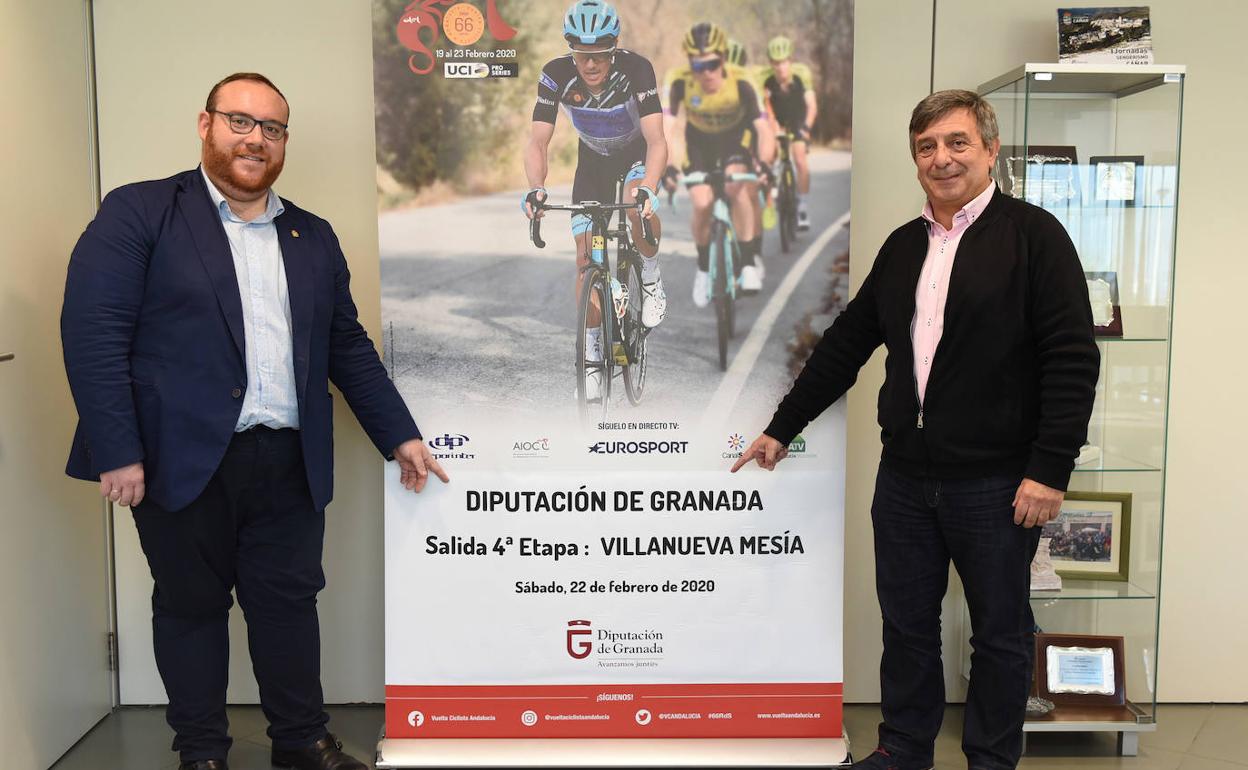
[725,38,748,67]
[767,35,794,62]
[683,22,728,57]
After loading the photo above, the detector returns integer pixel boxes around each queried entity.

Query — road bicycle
[774,132,800,253]
[684,163,758,371]
[530,177,656,418]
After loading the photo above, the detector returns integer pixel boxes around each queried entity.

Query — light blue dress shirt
[200,167,300,431]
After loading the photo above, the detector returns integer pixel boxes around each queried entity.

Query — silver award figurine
[1087,278,1115,327]
[1031,537,1063,591]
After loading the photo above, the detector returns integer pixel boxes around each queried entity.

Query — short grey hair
[908,89,998,158]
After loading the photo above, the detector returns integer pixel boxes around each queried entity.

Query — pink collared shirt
[912,181,995,404]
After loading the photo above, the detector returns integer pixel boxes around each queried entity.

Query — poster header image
[373,0,853,430]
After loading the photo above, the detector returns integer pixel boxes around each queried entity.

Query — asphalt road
[379,150,851,427]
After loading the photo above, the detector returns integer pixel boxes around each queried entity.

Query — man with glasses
[664,21,775,307]
[523,0,668,401]
[61,72,447,770]
[732,90,1099,770]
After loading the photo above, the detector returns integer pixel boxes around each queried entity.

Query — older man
[62,72,447,770]
[733,90,1099,770]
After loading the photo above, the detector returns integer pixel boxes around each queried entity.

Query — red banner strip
[385,682,843,739]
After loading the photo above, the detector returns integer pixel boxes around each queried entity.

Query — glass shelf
[1071,449,1160,474]
[1095,336,1166,344]
[1031,579,1156,601]
[980,63,1184,98]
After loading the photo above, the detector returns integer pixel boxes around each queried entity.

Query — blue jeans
[871,463,1040,770]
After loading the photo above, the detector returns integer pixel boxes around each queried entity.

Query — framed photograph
[1041,491,1131,581]
[996,145,1080,207]
[1089,155,1144,205]
[1084,270,1123,336]
[1035,633,1126,706]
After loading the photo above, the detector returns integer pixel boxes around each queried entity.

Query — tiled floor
[52,703,1248,769]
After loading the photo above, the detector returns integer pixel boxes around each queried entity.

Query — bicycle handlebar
[529,200,655,251]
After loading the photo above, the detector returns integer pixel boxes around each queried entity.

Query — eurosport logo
[444,62,489,78]
[588,440,688,455]
[429,432,476,460]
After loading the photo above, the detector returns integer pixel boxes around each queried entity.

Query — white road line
[698,211,851,432]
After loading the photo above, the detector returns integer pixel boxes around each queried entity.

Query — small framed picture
[1035,633,1126,706]
[1041,491,1131,581]
[1089,155,1144,206]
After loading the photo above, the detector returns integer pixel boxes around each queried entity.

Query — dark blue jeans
[132,427,329,763]
[871,463,1040,770]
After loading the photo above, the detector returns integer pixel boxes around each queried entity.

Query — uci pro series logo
[444,62,489,78]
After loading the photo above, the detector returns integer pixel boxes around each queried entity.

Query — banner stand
[376,735,849,767]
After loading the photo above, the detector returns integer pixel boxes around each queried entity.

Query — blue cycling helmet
[563,0,621,46]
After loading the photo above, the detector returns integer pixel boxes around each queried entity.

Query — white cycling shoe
[641,277,667,328]
[797,208,811,231]
[583,368,603,401]
[691,269,710,309]
[739,264,762,294]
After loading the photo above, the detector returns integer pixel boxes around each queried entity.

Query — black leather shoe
[271,733,366,770]
[178,761,227,770]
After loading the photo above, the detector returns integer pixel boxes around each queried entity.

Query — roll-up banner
[372,0,853,752]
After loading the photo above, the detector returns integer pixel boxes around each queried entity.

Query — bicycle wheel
[618,257,647,405]
[575,266,613,419]
[709,220,733,372]
[780,163,798,252]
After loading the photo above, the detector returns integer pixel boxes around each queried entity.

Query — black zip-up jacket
[765,187,1100,491]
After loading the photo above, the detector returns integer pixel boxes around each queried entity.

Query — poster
[372,0,853,740]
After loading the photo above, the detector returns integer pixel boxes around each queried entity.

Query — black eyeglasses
[211,110,288,141]
[690,57,722,74]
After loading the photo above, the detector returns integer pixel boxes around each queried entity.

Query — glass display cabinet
[974,63,1185,755]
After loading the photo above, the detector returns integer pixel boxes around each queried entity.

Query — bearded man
[61,72,447,770]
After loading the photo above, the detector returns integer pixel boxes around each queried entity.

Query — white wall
[89,0,1247,709]
[93,0,391,703]
[0,0,114,766]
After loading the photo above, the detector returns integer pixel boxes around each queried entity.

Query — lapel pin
[291,229,300,238]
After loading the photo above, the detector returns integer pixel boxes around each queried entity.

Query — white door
[0,1,115,766]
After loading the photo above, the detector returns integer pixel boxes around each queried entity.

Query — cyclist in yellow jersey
[761,36,818,230]
[663,22,774,307]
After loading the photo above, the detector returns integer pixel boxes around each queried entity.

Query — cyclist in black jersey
[763,36,818,230]
[522,0,668,400]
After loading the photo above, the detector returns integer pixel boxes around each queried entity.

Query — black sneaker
[851,747,933,770]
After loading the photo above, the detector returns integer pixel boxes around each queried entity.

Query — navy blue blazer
[62,168,420,512]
